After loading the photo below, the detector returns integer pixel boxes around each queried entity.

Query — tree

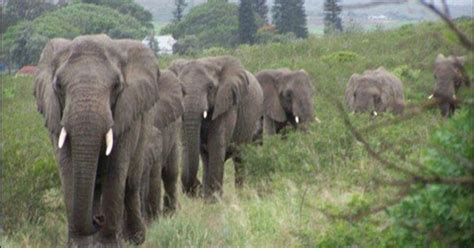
[173,0,188,22]
[1,0,57,34]
[323,0,343,34]
[253,0,268,24]
[239,0,257,44]
[272,0,308,38]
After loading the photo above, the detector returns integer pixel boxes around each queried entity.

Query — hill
[1,20,473,247]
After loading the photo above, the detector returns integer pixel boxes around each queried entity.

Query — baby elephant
[141,70,183,223]
[430,54,470,117]
[256,69,316,136]
[345,67,405,115]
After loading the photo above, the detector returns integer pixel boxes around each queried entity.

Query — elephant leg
[162,144,179,215]
[98,142,131,246]
[232,155,245,188]
[203,112,236,200]
[147,157,162,220]
[263,116,277,136]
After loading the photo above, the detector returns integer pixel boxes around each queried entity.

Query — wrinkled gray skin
[34,34,161,247]
[169,56,263,199]
[255,69,315,137]
[432,54,470,117]
[141,70,183,222]
[345,67,405,115]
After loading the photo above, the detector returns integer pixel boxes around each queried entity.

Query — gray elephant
[255,69,317,136]
[141,70,183,222]
[34,34,161,246]
[345,67,405,115]
[169,56,263,199]
[430,54,470,117]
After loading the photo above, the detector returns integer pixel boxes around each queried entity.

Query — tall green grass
[2,20,473,247]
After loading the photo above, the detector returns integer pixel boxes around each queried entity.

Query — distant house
[142,35,176,55]
[16,65,38,76]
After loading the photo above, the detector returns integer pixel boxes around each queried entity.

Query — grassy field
[1,21,473,247]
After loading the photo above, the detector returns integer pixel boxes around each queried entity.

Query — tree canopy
[2,3,148,68]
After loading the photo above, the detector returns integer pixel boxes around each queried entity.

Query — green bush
[321,50,362,64]
[388,108,474,246]
[2,3,148,68]
[161,1,239,49]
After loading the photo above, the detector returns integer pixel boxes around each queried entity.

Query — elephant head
[257,69,315,128]
[34,35,160,237]
[169,56,249,194]
[345,67,404,115]
[431,54,469,117]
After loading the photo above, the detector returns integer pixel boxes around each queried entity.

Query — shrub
[388,108,474,246]
[173,35,201,55]
[2,3,148,68]
[321,51,362,64]
[161,1,239,49]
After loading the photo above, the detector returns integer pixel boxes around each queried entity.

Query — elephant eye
[53,76,63,93]
[207,82,214,91]
[284,90,293,99]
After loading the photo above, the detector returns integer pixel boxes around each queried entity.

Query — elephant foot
[124,219,146,245]
[183,180,202,197]
[68,234,94,248]
[127,229,146,245]
[95,233,122,248]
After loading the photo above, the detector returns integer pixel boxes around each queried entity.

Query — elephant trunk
[181,105,203,196]
[68,112,109,236]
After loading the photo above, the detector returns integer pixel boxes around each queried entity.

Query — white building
[142,35,176,55]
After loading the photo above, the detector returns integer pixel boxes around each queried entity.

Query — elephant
[345,67,405,115]
[169,56,263,199]
[141,70,183,223]
[255,68,317,137]
[34,34,161,246]
[429,54,470,117]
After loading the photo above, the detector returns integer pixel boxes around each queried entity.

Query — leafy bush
[2,3,148,68]
[173,35,201,55]
[392,64,421,83]
[161,1,239,49]
[78,0,153,28]
[321,51,362,64]
[388,108,474,246]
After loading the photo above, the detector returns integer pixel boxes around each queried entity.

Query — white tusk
[428,94,434,99]
[203,111,208,119]
[105,129,113,156]
[295,116,299,124]
[372,111,378,116]
[58,127,67,149]
[314,116,321,124]
[453,94,457,100]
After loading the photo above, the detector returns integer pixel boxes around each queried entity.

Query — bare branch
[420,0,474,50]
[441,0,450,18]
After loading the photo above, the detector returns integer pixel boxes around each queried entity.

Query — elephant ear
[113,41,161,135]
[257,70,286,122]
[34,38,71,136]
[345,74,360,111]
[155,70,184,129]
[212,58,249,120]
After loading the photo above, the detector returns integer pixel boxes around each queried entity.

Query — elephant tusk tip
[105,129,113,156]
[203,111,208,119]
[295,116,299,124]
[314,116,321,124]
[428,94,434,99]
[58,127,67,149]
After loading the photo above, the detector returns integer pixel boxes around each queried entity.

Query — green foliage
[324,0,343,34]
[162,1,239,49]
[79,0,153,28]
[388,108,474,246]
[239,0,257,44]
[0,0,57,34]
[253,0,269,24]
[2,3,148,67]
[321,50,362,64]
[272,0,308,38]
[173,0,187,22]
[391,64,421,83]
[173,35,201,55]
